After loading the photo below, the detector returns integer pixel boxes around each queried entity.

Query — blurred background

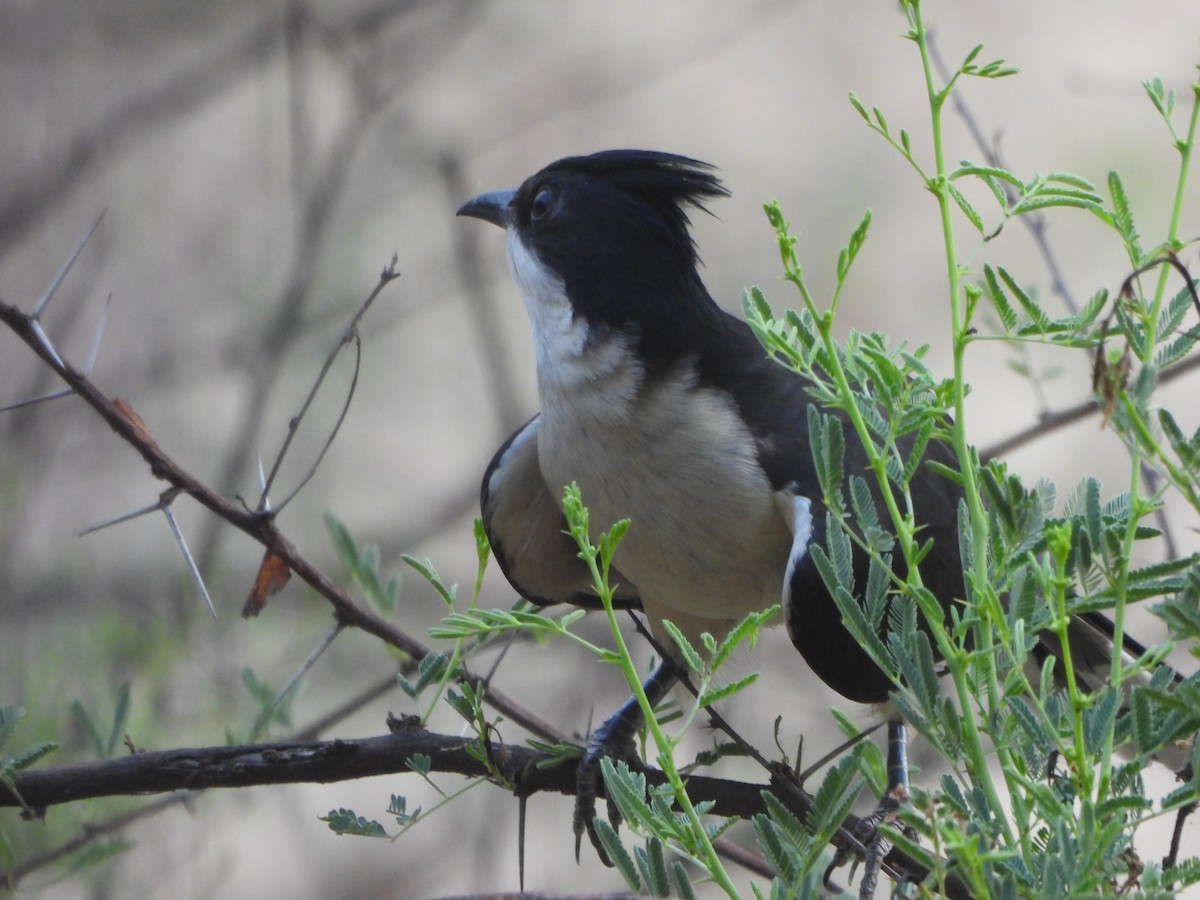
[2,1,1199,897]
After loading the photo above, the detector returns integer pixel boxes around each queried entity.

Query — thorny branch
[0,278,566,748]
[0,720,964,899]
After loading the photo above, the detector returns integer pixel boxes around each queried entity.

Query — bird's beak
[456,189,516,229]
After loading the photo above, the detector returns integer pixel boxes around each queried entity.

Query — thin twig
[3,793,194,889]
[249,623,346,741]
[259,259,399,511]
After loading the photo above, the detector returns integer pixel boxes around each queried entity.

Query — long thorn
[28,319,65,370]
[162,505,217,619]
[79,494,175,537]
[34,211,106,317]
[83,294,112,373]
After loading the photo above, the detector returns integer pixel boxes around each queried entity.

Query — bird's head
[457,150,731,363]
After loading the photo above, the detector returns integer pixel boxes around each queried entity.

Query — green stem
[1100,73,1200,792]
[908,0,1015,843]
[566,491,739,898]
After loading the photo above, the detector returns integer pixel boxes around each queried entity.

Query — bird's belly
[538,372,792,642]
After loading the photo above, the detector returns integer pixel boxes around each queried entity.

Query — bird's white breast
[507,235,793,646]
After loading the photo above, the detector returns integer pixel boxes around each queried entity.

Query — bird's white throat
[506,232,643,417]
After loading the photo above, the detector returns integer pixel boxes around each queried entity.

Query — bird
[455,150,1193,885]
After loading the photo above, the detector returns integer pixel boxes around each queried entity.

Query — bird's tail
[1031,609,1195,774]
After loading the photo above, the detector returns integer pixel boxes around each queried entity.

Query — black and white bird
[457,148,963,853]
[456,150,1192,874]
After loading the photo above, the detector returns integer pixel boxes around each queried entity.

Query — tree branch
[0,721,966,898]
[0,291,567,748]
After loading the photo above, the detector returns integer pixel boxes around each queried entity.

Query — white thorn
[162,506,217,619]
[79,499,165,536]
[33,211,105,317]
[83,293,112,374]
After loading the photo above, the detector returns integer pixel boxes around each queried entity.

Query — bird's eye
[530,187,554,221]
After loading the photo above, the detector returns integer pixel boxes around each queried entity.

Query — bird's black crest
[537,150,730,245]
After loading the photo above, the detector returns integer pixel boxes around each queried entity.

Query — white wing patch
[775,487,813,619]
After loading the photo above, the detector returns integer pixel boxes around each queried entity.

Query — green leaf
[997,266,1051,331]
[807,751,865,849]
[1159,282,1199,337]
[815,540,892,673]
[836,209,872,286]
[106,682,131,757]
[1143,76,1176,121]
[320,808,389,838]
[1082,687,1119,754]
[600,758,652,830]
[670,861,698,900]
[1155,330,1200,368]
[1045,171,1099,192]
[0,706,24,754]
[592,817,640,889]
[710,606,778,671]
[948,182,985,233]
[4,741,57,772]
[761,788,806,843]
[402,554,456,607]
[698,673,760,708]
[387,793,422,827]
[809,407,846,512]
[1108,171,1145,265]
[635,837,670,896]
[952,162,1022,192]
[848,91,871,124]
[70,700,105,758]
[324,512,359,573]
[661,619,703,674]
[984,264,1018,332]
[752,813,801,885]
[405,753,432,776]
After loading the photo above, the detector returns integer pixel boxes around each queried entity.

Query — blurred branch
[980,321,1200,461]
[0,1,437,249]
[192,2,486,571]
[8,667,404,889]
[2,793,194,889]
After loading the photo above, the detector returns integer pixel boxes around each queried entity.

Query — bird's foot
[824,783,909,899]
[573,706,643,865]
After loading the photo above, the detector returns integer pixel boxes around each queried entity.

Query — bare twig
[8,667,407,889]
[249,624,346,741]
[3,793,194,889]
[980,332,1200,461]
[259,259,399,512]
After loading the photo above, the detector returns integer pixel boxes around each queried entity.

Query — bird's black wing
[699,312,966,704]
[481,415,642,611]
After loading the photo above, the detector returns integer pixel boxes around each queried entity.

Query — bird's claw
[573,710,642,865]
[824,785,908,899]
